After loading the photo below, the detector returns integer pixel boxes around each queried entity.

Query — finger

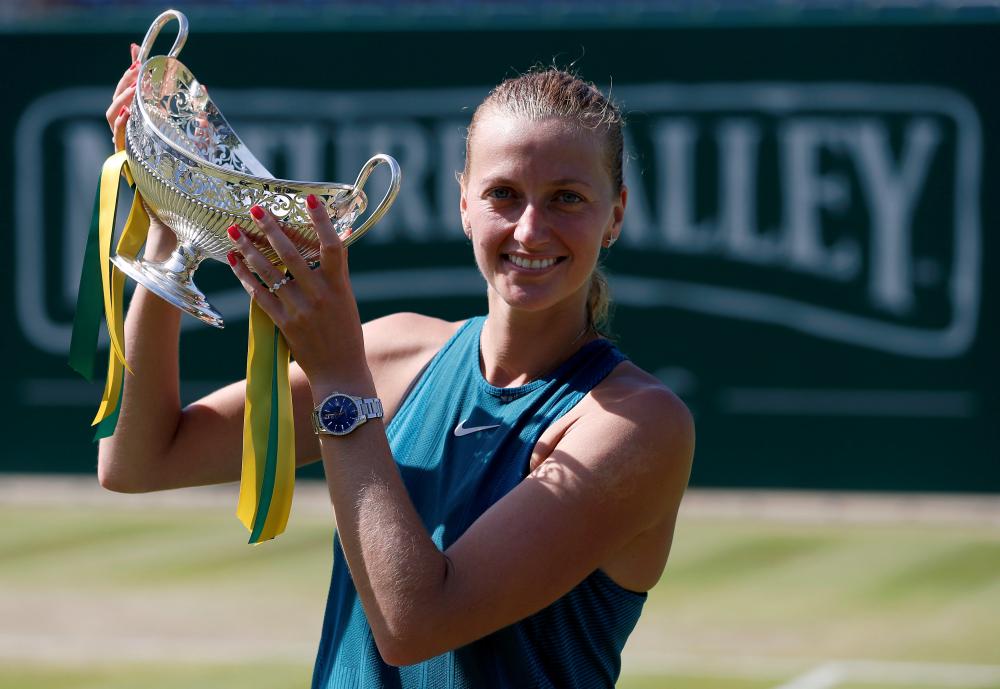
[303,194,347,278]
[130,42,140,63]
[227,251,286,317]
[112,59,140,101]
[106,84,136,131]
[226,223,287,290]
[249,205,318,287]
[112,108,129,152]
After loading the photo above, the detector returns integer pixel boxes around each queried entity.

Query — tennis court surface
[1,476,998,689]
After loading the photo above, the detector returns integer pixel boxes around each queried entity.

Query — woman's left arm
[227,203,693,667]
[328,379,693,667]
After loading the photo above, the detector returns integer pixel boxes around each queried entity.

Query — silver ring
[268,276,290,294]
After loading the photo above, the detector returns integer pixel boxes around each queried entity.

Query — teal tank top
[312,317,646,689]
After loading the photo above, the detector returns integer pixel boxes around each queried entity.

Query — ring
[268,276,290,294]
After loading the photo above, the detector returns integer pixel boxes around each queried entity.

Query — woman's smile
[503,254,565,272]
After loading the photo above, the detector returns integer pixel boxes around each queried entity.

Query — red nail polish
[306,194,319,210]
[226,251,237,266]
[129,61,139,71]
[227,225,241,240]
[250,205,265,220]
[119,106,128,117]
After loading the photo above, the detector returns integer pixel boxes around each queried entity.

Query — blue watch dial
[320,395,360,435]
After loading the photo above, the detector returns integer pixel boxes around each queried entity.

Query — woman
[104,43,693,688]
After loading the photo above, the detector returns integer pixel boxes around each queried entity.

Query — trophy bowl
[117,10,401,328]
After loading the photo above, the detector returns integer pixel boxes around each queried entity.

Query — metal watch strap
[359,397,384,420]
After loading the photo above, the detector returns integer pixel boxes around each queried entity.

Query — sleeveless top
[311,317,647,689]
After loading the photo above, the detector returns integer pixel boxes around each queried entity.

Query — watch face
[320,395,360,435]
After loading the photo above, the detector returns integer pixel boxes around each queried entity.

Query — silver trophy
[117,10,401,327]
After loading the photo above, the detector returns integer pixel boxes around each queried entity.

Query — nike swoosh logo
[454,419,501,437]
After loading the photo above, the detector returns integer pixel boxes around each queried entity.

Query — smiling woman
[99,58,694,689]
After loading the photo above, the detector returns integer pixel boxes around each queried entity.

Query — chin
[493,283,588,316]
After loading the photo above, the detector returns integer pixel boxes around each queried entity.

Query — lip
[503,254,565,273]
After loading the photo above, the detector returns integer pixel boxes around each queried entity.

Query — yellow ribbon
[88,151,294,542]
[93,151,150,427]
[236,299,296,543]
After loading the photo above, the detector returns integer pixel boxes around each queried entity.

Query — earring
[604,235,618,248]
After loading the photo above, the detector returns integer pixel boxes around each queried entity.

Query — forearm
[98,226,183,492]
[312,378,449,665]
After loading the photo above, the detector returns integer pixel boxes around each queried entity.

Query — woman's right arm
[97,45,263,492]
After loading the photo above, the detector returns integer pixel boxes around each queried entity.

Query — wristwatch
[312,393,384,436]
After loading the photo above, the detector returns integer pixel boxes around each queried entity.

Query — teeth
[508,255,557,270]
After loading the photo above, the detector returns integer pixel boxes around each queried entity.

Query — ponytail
[587,267,612,337]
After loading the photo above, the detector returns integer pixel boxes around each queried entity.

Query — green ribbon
[69,183,115,381]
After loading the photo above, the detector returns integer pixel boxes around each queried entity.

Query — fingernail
[226,251,237,266]
[250,205,265,220]
[227,224,241,240]
[129,61,139,71]
[119,106,128,117]
[306,194,319,210]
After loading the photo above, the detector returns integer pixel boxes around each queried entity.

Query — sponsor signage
[3,22,996,489]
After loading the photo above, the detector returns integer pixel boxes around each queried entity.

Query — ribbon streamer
[70,151,150,436]
[73,151,296,541]
[237,300,296,543]
[93,154,150,434]
[68,186,108,381]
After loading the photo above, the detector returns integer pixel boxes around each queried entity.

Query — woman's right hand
[107,43,140,152]
[106,42,176,259]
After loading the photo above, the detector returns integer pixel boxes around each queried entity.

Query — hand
[107,43,140,152]
[225,199,372,396]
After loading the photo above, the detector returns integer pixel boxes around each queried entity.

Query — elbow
[97,464,145,494]
[374,632,436,668]
[371,606,449,667]
[97,440,151,494]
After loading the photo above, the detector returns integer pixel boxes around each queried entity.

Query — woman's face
[460,112,626,318]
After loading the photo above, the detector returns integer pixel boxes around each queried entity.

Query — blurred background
[1,1,998,688]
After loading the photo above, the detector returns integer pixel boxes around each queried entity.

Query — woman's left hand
[226,197,372,394]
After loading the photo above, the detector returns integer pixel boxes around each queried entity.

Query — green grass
[1,497,999,688]
[0,663,310,689]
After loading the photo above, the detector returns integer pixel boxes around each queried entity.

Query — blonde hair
[464,67,624,336]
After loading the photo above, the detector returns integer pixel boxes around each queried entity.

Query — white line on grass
[772,663,845,689]
[773,660,1000,689]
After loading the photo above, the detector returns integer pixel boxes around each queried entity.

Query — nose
[512,202,549,247]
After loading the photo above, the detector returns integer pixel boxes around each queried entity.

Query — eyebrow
[479,176,595,189]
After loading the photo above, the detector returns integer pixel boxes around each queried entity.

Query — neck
[480,294,596,388]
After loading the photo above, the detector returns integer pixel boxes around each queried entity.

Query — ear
[459,179,472,240]
[607,184,627,241]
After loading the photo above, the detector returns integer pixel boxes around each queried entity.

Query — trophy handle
[344,154,402,247]
[138,9,189,64]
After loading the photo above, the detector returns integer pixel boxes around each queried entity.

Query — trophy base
[112,247,224,329]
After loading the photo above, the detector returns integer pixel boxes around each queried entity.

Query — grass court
[1,478,998,689]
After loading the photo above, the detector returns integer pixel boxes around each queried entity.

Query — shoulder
[595,361,694,444]
[564,359,694,500]
[362,313,466,419]
[364,312,464,365]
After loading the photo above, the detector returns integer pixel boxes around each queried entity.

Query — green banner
[3,19,997,490]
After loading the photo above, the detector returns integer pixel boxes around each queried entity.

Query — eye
[556,191,584,204]
[485,187,514,200]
